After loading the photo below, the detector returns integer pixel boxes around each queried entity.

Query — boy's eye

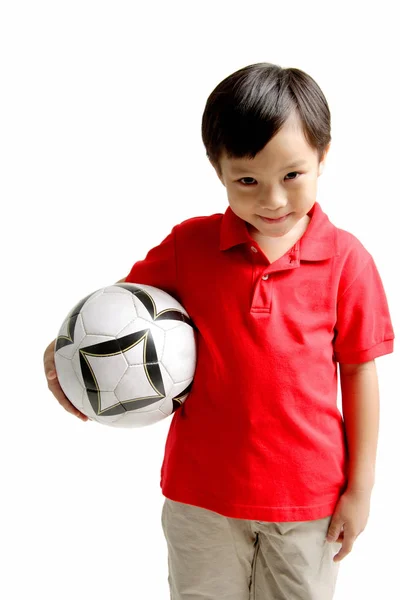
[238,172,300,185]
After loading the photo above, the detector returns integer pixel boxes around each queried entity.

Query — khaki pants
[161,497,341,600]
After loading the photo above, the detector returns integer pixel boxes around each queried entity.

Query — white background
[1,1,399,598]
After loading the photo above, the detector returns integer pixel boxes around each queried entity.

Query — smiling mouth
[259,213,291,221]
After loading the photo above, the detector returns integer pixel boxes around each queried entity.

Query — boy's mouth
[259,213,291,223]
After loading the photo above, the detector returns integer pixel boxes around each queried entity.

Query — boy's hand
[326,488,371,562]
[44,339,89,422]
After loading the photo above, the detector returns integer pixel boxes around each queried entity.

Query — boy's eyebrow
[230,159,308,173]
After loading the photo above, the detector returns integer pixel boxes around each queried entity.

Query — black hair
[201,62,331,176]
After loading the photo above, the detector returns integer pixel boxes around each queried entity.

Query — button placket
[251,269,273,312]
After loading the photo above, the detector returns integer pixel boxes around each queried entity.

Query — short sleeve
[125,226,179,300]
[333,256,395,363]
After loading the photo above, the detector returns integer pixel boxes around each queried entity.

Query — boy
[44,62,395,599]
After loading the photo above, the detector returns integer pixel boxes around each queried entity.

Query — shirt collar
[219,201,337,261]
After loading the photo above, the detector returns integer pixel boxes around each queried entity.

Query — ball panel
[161,325,197,382]
[103,285,134,295]
[70,334,115,388]
[114,363,165,410]
[159,378,193,415]
[142,312,185,333]
[117,319,166,366]
[130,289,188,323]
[81,292,137,337]
[127,283,189,313]
[93,390,123,412]
[81,390,124,424]
[55,313,86,359]
[54,352,85,410]
[83,351,128,393]
[105,407,171,428]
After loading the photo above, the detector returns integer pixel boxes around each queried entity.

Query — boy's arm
[340,360,379,493]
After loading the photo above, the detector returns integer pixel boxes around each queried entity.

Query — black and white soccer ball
[54,283,197,428]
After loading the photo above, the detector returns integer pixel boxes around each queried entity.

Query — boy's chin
[246,218,295,240]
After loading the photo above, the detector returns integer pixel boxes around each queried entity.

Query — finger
[43,341,57,376]
[334,548,348,562]
[44,341,89,421]
[327,524,342,542]
[44,357,56,379]
[333,538,355,562]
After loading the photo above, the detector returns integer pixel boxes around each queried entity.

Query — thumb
[47,370,57,380]
[326,520,342,542]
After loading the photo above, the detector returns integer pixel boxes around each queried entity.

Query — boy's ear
[318,143,331,176]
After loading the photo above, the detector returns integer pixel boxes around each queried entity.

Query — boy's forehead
[228,158,309,173]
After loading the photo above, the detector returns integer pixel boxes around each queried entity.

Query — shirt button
[262,274,269,280]
[250,246,258,253]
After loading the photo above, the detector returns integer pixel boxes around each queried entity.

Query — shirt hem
[160,485,341,522]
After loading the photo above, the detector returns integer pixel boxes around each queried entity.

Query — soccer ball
[54,283,197,428]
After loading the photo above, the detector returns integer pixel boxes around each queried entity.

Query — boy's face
[212,112,330,240]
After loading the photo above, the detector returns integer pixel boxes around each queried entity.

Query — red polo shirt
[126,201,394,521]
